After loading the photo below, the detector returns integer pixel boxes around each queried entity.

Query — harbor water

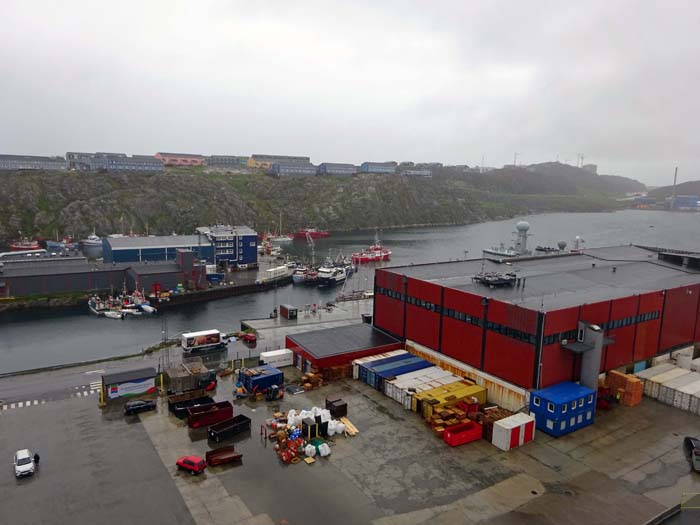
[1,210,698,374]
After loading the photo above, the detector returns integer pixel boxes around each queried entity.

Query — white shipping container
[352,350,407,380]
[635,363,676,395]
[671,345,695,359]
[659,372,700,405]
[492,413,536,451]
[691,357,700,373]
[674,379,700,410]
[677,354,694,370]
[648,368,691,399]
[260,349,293,368]
[691,393,700,415]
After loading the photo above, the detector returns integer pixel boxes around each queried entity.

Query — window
[547,402,554,413]
[586,411,592,420]
[546,419,554,430]
[587,394,593,404]
[577,414,583,424]
[533,397,540,407]
[560,421,566,430]
[571,401,576,410]
[570,417,575,427]
[578,398,584,408]
[562,404,567,414]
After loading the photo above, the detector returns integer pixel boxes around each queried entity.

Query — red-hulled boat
[10,237,41,251]
[351,234,391,264]
[293,228,331,239]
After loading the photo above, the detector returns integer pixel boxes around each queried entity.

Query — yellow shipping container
[411,380,487,419]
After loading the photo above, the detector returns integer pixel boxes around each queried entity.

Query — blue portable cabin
[529,381,596,437]
[238,365,284,394]
[373,358,432,392]
[358,353,413,385]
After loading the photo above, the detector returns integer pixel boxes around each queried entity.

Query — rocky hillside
[0,164,644,242]
[648,180,700,200]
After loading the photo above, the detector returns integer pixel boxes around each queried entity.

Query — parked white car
[14,449,35,478]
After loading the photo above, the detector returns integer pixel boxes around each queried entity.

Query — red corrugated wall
[660,284,700,351]
[405,277,442,350]
[483,300,536,389]
[373,270,405,338]
[634,291,663,361]
[540,306,579,388]
[604,296,638,371]
[440,288,484,368]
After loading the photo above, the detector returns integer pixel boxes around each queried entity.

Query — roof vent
[591,263,596,268]
[612,266,617,273]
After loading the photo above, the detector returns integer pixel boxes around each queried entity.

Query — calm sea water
[1,210,697,373]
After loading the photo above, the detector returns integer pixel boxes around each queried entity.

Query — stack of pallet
[607,370,643,407]
[428,406,470,437]
[301,372,324,391]
[476,407,513,442]
[321,365,353,382]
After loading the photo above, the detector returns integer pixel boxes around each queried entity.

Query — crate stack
[300,371,323,391]
[321,365,353,382]
[476,407,514,442]
[606,370,643,407]
[428,406,470,438]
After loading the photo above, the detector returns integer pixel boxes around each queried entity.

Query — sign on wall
[107,377,156,400]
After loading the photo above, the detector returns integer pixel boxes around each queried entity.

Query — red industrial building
[373,246,700,391]
[155,152,205,167]
[285,323,402,373]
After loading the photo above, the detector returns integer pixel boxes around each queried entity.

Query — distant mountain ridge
[0,163,643,242]
[648,180,700,199]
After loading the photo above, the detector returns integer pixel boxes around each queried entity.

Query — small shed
[529,382,596,437]
[102,367,157,401]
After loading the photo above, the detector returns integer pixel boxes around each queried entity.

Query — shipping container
[658,372,700,405]
[691,357,700,373]
[491,413,535,451]
[691,392,700,415]
[238,365,284,393]
[352,350,407,380]
[279,304,297,320]
[384,366,462,409]
[634,363,677,395]
[673,378,700,411]
[647,368,691,399]
[359,354,422,386]
[264,266,288,281]
[370,358,432,392]
[529,382,596,437]
[260,349,294,368]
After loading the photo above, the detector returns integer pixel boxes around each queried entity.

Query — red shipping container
[443,421,483,447]
[187,401,233,429]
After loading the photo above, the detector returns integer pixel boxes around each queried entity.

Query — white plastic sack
[335,423,346,434]
[311,406,322,417]
[327,420,337,436]
[318,443,331,457]
[304,444,316,457]
[299,409,314,420]
[319,409,331,423]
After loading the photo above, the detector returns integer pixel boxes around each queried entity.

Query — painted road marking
[41,400,46,404]
[10,403,15,409]
[2,405,7,410]
[33,400,38,406]
[26,401,31,407]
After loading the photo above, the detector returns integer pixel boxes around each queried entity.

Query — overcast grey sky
[1,1,698,185]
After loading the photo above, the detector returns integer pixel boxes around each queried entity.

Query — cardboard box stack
[607,370,643,407]
[476,407,514,442]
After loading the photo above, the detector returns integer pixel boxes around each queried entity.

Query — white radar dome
[516,221,530,232]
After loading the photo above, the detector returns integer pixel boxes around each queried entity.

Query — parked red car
[176,455,207,475]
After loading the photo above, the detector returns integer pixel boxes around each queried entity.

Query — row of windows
[533,394,594,411]
[545,411,592,431]
[406,295,440,313]
[486,321,537,345]
[443,308,481,327]
[599,310,660,331]
[542,329,579,347]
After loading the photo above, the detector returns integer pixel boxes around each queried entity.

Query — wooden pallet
[340,417,359,437]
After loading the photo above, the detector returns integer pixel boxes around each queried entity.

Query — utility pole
[481,154,485,173]
[513,152,519,166]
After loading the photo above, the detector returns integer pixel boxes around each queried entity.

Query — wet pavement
[1,364,700,524]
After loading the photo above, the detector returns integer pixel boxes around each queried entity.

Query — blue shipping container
[373,359,432,392]
[238,365,283,393]
[361,356,425,387]
[529,381,596,437]
[358,354,415,384]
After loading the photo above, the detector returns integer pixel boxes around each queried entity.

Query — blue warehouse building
[102,234,215,264]
[195,225,258,268]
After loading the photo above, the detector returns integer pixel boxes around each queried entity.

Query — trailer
[187,401,233,429]
[207,415,252,442]
[260,349,294,368]
[205,446,243,466]
[181,329,226,353]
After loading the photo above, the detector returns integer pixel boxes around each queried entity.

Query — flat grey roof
[128,262,182,275]
[382,245,700,312]
[2,261,130,278]
[103,367,157,385]
[106,235,209,249]
[287,323,399,359]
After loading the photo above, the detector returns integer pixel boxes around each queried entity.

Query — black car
[683,436,700,473]
[124,399,157,416]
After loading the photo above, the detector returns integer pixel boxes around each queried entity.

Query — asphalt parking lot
[0,395,193,525]
[1,369,700,525]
